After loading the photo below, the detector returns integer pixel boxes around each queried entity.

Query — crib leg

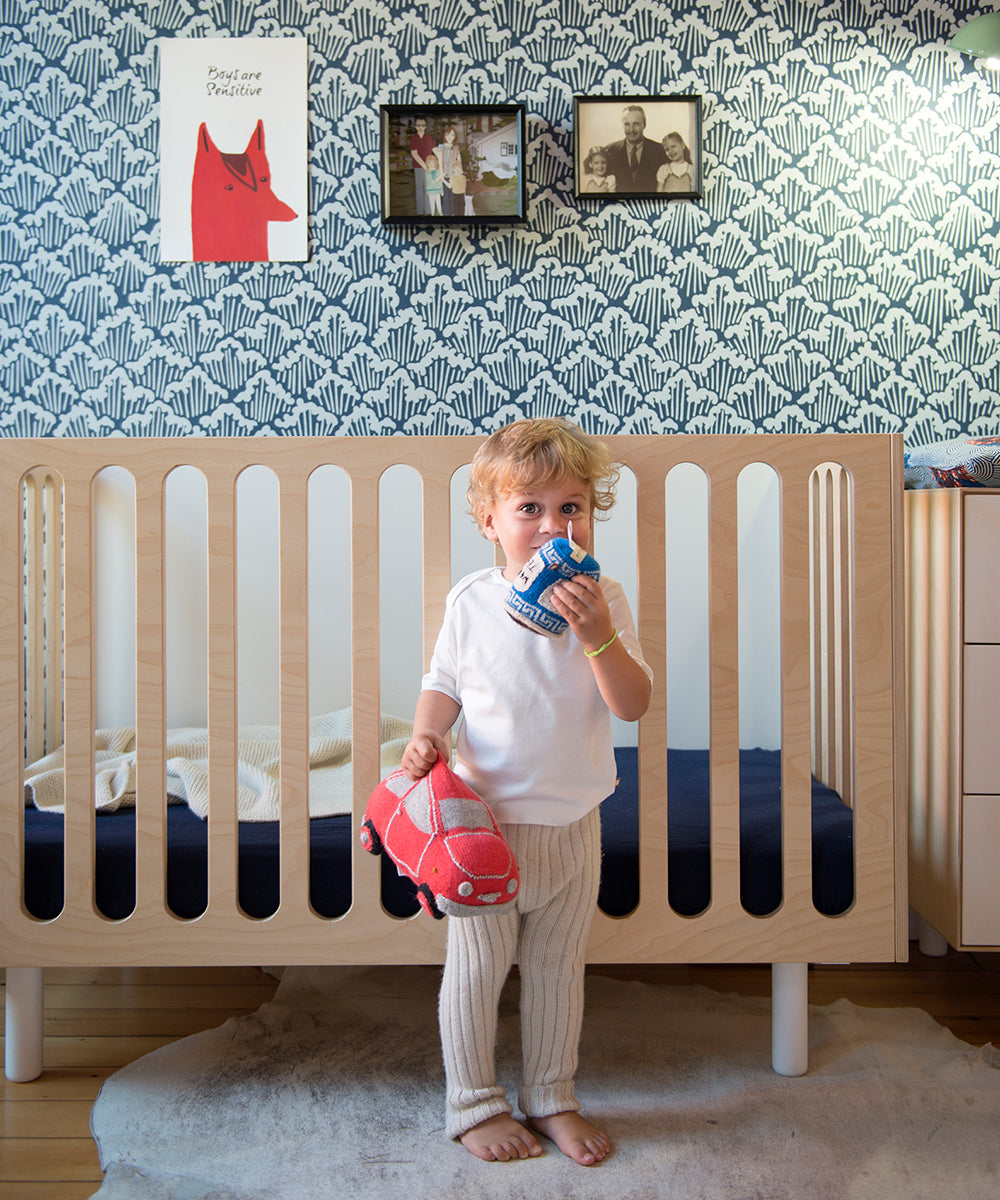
[5,967,44,1082]
[771,961,808,1077]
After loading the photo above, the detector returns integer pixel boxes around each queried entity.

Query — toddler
[424,152,444,215]
[402,417,652,1166]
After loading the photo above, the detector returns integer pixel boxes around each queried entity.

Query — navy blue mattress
[22,748,853,923]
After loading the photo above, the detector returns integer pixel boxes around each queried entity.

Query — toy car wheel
[360,819,382,856]
[416,883,444,920]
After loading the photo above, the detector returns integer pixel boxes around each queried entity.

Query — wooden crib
[0,434,906,1084]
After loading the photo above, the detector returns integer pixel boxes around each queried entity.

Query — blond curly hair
[467,418,619,532]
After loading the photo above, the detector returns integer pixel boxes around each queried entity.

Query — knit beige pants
[439,806,601,1140]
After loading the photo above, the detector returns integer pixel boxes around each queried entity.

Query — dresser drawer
[964,645,1000,793]
[964,495,1000,643]
[963,794,1000,945]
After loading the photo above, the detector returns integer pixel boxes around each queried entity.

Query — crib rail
[0,435,905,969]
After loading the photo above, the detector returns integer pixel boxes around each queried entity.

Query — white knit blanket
[23,710,412,821]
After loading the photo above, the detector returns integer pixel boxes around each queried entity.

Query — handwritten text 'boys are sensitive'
[205,66,263,97]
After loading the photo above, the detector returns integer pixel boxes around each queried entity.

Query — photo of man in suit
[605,105,667,193]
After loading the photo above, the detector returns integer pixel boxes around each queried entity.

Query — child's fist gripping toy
[360,755,519,920]
[505,535,600,637]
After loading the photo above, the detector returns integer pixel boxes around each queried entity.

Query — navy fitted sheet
[22,748,854,923]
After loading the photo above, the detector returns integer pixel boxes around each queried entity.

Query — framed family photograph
[380,104,527,225]
[573,94,702,201]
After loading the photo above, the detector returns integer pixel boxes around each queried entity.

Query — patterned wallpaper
[1,0,998,439]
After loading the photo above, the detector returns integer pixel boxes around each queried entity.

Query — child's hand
[550,574,615,654]
[402,731,450,781]
[552,576,651,722]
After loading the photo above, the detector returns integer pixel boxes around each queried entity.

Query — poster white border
[159,37,308,262]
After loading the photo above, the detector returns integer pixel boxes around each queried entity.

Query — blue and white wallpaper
[1,0,998,438]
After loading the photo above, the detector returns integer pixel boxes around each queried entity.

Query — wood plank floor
[2,949,998,1197]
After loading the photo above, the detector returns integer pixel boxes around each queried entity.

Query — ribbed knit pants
[439,806,601,1140]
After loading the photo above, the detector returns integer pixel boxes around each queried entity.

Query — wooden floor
[2,948,998,1198]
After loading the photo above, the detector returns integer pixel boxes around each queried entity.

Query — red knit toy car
[360,756,519,919]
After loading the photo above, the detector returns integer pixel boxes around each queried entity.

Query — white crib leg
[5,967,44,1082]
[771,961,808,1077]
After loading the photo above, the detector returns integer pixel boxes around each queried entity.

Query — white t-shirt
[421,567,652,825]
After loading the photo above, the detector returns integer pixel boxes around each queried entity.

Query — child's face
[482,474,593,581]
[665,135,685,162]
[590,155,607,176]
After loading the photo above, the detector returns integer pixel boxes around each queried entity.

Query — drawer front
[962,794,1000,946]
[964,495,1000,643]
[964,645,1000,793]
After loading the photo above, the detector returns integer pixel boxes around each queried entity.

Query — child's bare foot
[459,1113,544,1162]
[527,1111,612,1166]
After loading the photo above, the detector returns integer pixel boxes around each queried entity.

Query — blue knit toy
[505,537,601,637]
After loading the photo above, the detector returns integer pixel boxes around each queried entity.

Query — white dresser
[907,488,1000,951]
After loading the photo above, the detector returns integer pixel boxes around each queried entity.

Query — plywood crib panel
[1,434,906,1082]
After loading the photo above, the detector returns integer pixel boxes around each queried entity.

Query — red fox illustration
[191,120,297,261]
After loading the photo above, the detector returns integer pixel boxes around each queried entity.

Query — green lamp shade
[949,12,1000,59]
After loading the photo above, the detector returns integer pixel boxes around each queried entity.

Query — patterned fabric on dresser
[904,437,1000,489]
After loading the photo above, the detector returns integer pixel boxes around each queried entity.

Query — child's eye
[561,503,580,514]
[519,503,539,515]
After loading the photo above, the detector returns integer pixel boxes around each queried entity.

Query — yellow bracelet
[584,630,618,657]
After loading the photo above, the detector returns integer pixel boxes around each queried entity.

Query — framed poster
[159,37,308,262]
[380,104,527,226]
[574,95,702,201]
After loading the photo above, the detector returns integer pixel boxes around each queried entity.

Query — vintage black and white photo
[574,95,702,200]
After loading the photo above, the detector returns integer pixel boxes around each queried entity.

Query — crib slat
[205,471,239,916]
[780,470,815,913]
[707,465,741,916]
[43,473,63,759]
[833,469,855,806]
[632,450,668,914]
[811,469,830,789]
[0,466,25,930]
[134,467,168,916]
[61,470,96,916]
[811,464,855,805]
[23,472,45,766]
[22,470,65,766]
[349,466,382,918]
[278,470,311,917]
